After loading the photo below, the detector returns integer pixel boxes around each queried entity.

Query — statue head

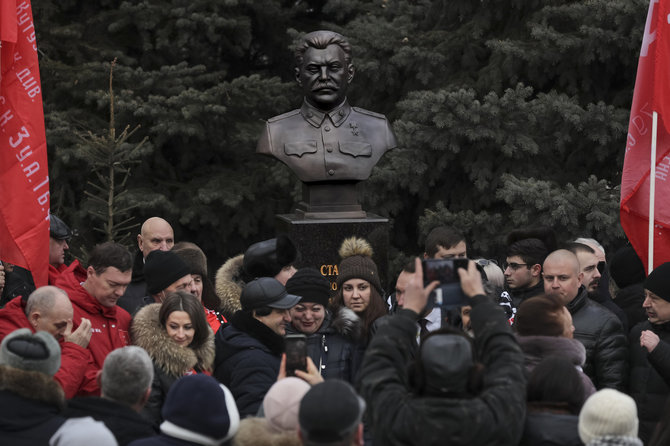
[294,30,355,111]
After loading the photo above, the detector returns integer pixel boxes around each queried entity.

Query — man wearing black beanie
[126,250,196,314]
[629,261,670,443]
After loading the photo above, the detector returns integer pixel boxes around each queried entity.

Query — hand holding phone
[284,334,307,377]
[422,258,470,310]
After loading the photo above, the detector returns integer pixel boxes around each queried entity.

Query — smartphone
[284,334,307,377]
[422,258,470,310]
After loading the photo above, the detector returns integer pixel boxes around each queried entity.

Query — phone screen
[422,258,470,310]
[284,334,307,377]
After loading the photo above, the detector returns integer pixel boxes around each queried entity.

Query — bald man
[0,286,100,397]
[542,249,627,390]
[118,217,175,313]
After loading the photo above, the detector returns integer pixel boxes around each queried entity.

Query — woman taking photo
[131,291,214,426]
[285,268,360,382]
[332,237,388,344]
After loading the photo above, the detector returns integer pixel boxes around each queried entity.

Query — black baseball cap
[240,277,301,311]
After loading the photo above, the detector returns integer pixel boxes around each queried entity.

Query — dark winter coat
[567,286,628,390]
[285,306,360,382]
[589,289,629,334]
[507,280,545,310]
[629,320,670,444]
[65,396,157,445]
[517,334,596,396]
[520,412,583,446]
[118,250,149,315]
[359,295,527,446]
[131,303,215,426]
[0,365,66,444]
[614,284,647,333]
[213,310,283,417]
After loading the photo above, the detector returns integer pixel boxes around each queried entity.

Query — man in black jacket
[543,249,627,390]
[629,261,670,443]
[359,259,526,446]
[214,277,301,416]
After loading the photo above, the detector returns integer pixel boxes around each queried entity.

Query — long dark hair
[332,281,387,341]
[159,291,210,349]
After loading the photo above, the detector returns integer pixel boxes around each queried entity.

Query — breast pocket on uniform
[284,141,318,157]
[339,142,372,158]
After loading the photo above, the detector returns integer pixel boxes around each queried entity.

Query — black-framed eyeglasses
[503,262,529,271]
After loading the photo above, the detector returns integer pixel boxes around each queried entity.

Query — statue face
[296,44,354,111]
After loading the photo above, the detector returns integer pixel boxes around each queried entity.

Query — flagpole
[649,111,658,274]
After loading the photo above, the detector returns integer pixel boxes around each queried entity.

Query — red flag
[621,0,670,273]
[0,0,49,287]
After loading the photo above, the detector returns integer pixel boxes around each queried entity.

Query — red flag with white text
[0,0,49,287]
[621,0,670,273]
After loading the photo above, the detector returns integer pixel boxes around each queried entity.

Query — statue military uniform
[257,99,397,183]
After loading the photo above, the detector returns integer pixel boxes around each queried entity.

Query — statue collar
[300,99,351,128]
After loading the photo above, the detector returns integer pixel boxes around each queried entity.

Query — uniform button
[307,112,313,118]
[328,169,335,176]
[339,110,344,116]
[102,324,106,328]
[326,146,333,153]
[324,126,331,132]
[111,325,115,328]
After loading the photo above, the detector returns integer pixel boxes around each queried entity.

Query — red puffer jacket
[0,296,99,397]
[54,269,131,371]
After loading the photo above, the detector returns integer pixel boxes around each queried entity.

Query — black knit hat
[243,235,298,280]
[335,237,383,295]
[286,268,331,307]
[610,246,646,289]
[645,262,670,302]
[145,250,191,295]
[299,380,366,443]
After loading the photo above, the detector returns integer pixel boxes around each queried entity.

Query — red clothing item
[54,269,132,371]
[205,307,226,333]
[0,296,99,398]
[48,260,85,285]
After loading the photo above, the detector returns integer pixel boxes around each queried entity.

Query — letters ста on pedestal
[257,30,391,289]
[256,30,396,219]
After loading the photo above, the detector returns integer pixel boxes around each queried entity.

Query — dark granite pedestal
[276,214,389,293]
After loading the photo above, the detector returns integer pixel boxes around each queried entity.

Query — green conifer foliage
[34,0,647,271]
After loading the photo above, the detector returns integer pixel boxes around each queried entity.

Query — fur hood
[517,334,587,367]
[233,417,301,446]
[215,254,245,317]
[131,303,215,377]
[325,306,362,340]
[0,365,65,409]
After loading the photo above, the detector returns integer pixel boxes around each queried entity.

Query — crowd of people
[0,214,669,446]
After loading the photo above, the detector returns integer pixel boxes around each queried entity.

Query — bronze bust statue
[257,31,397,218]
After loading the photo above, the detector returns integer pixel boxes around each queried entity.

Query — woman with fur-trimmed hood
[285,268,361,383]
[215,236,299,322]
[131,291,214,426]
